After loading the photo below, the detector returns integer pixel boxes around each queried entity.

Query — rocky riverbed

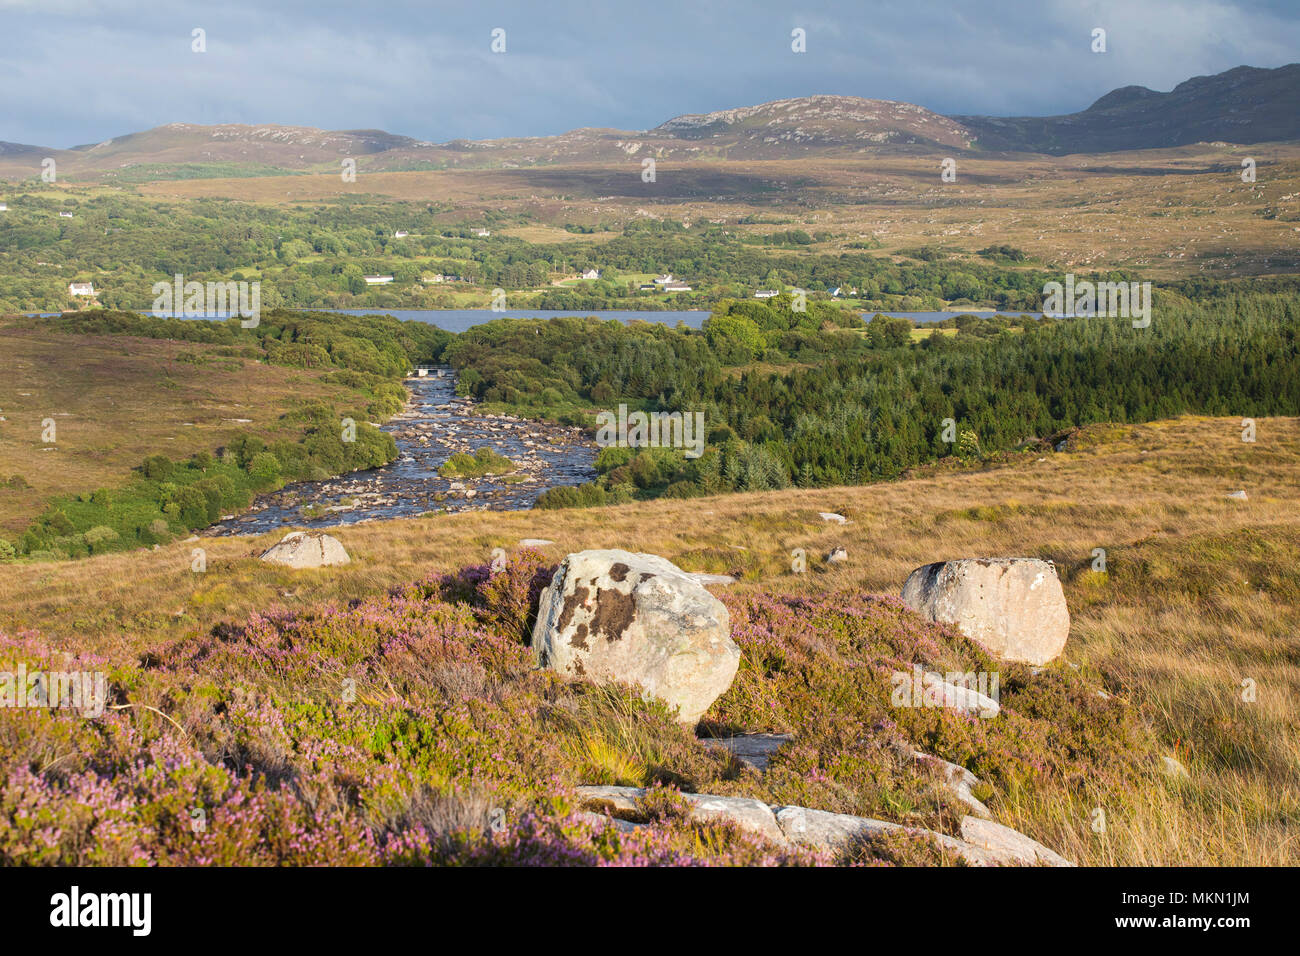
[205,367,596,536]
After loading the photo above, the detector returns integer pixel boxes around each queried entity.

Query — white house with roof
[580,268,601,280]
[662,281,692,292]
[363,275,394,285]
[68,282,95,296]
[0,203,8,212]
[475,228,491,237]
[393,230,409,238]
[653,274,674,285]
[754,289,779,298]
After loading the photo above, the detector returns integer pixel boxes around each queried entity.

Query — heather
[0,549,1153,866]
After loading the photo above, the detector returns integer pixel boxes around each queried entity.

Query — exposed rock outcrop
[574,785,1072,866]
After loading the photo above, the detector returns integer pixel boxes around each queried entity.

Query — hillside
[648,95,975,153]
[2,64,1296,182]
[1,415,1296,865]
[959,64,1300,153]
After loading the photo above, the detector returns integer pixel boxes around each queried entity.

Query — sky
[2,0,1298,148]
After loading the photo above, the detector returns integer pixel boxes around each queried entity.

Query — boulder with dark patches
[531,549,740,725]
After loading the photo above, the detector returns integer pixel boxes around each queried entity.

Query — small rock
[575,785,784,844]
[776,805,900,846]
[826,547,849,563]
[574,810,642,834]
[519,538,554,547]
[775,806,1002,865]
[913,751,992,817]
[818,512,847,524]
[701,733,793,772]
[919,671,1001,718]
[1162,756,1190,779]
[1226,490,1248,500]
[683,793,786,843]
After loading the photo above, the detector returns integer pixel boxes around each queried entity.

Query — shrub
[661,480,704,499]
[534,482,608,510]
[247,452,282,490]
[170,486,210,529]
[593,446,632,474]
[82,526,120,553]
[142,455,174,480]
[438,447,515,479]
[45,511,76,536]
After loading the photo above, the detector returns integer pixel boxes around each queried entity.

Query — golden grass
[2,414,1297,864]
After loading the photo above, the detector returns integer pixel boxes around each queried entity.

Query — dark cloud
[2,0,1297,148]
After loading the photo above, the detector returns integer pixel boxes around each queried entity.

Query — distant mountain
[956,64,1300,153]
[1,64,1296,180]
[649,95,974,151]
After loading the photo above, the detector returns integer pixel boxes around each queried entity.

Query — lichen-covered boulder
[531,549,739,724]
[901,557,1069,665]
[259,531,350,569]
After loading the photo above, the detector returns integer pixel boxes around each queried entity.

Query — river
[203,367,596,536]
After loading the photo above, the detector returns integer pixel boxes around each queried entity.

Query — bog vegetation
[2,311,446,560]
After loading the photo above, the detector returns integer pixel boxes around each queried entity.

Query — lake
[138,308,1039,330]
[24,308,1045,329]
[131,308,709,332]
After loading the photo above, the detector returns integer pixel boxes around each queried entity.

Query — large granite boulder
[531,549,739,724]
[901,557,1069,665]
[259,531,350,569]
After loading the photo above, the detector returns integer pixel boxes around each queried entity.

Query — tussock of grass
[437,447,516,479]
